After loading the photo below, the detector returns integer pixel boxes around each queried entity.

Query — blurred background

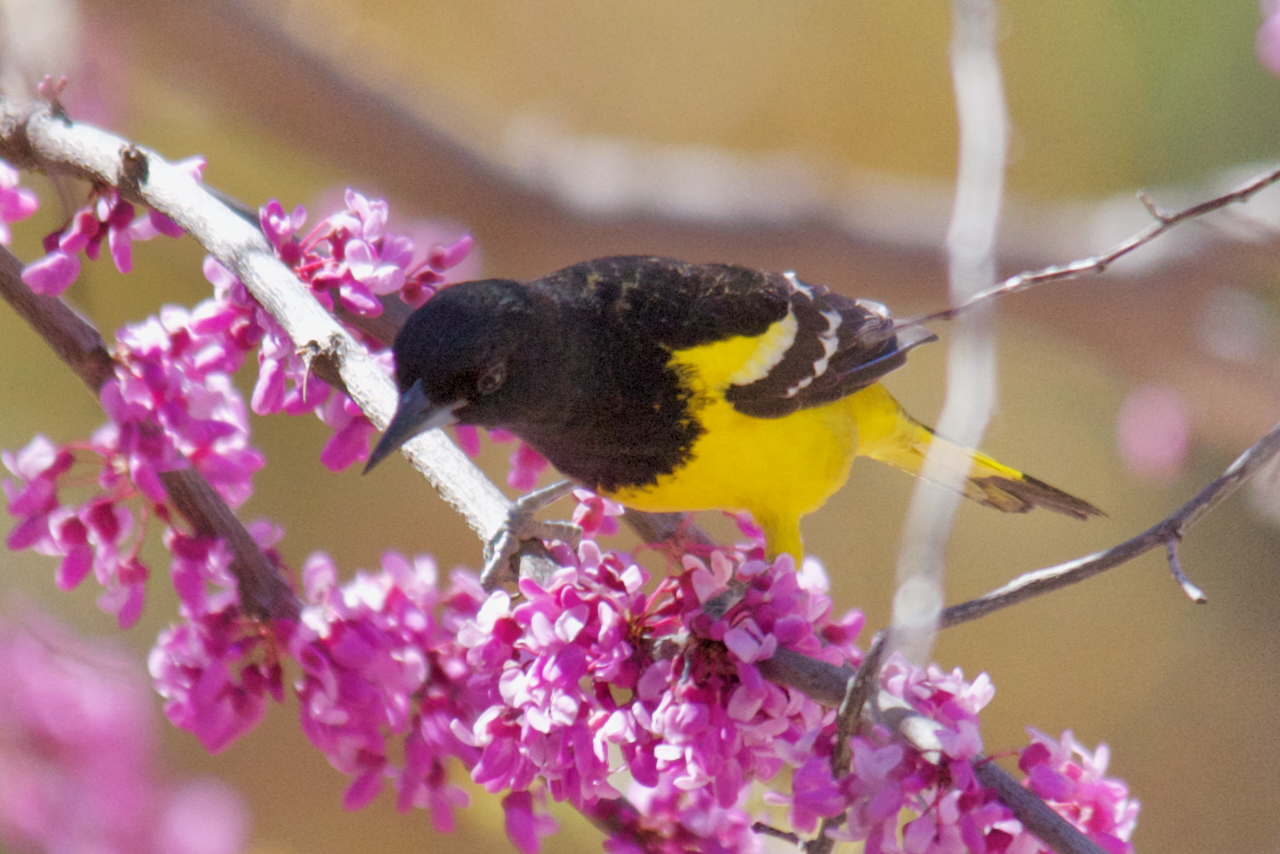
[3,0,1280,851]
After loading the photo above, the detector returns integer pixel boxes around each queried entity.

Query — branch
[910,161,1280,327]
[0,97,517,549]
[942,417,1280,627]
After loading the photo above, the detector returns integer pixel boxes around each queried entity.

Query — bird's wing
[723,272,936,418]
[532,256,934,419]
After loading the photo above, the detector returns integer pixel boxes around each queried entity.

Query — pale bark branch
[0,97,516,548]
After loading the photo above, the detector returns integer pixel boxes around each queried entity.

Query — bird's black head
[365,279,544,472]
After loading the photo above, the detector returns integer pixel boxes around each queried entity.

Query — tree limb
[0,96,516,548]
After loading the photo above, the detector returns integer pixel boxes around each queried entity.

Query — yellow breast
[604,316,867,557]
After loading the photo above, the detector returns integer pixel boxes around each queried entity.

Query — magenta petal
[109,225,133,273]
[320,419,374,471]
[149,210,185,238]
[1027,764,1077,801]
[338,281,383,317]
[114,583,147,629]
[0,185,38,222]
[343,770,386,811]
[7,512,50,549]
[22,250,80,295]
[502,791,548,854]
[453,424,481,457]
[56,544,94,590]
[428,234,473,271]
[251,358,286,414]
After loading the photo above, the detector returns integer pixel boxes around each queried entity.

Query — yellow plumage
[608,316,1094,560]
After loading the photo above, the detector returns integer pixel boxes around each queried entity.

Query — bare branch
[911,162,1280,327]
[942,418,1280,627]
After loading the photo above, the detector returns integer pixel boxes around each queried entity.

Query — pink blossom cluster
[2,292,265,627]
[4,190,478,634]
[1019,729,1140,854]
[149,523,287,753]
[0,611,249,854]
[252,193,476,469]
[291,551,485,828]
[152,511,1135,854]
[21,157,200,295]
[260,191,473,315]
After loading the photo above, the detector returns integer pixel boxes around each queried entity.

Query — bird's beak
[363,379,460,474]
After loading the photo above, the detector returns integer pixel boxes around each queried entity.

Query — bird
[365,256,1101,561]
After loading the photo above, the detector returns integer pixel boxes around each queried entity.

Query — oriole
[366,256,1100,559]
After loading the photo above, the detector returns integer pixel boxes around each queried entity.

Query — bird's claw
[479,480,582,587]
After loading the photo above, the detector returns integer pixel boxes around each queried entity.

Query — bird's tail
[851,385,1102,520]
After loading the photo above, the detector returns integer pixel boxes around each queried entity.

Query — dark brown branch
[910,162,1280,327]
[974,763,1108,854]
[942,418,1280,628]
[0,244,297,620]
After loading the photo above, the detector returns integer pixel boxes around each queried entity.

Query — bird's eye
[477,363,506,395]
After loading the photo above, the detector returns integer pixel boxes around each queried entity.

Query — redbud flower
[0,160,38,244]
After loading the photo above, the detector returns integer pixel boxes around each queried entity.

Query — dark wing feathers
[531,256,933,420]
[724,272,936,418]
[533,256,790,349]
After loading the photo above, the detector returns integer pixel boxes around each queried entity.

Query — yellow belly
[603,322,885,559]
[606,391,861,558]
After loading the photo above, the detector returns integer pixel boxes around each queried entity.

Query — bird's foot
[480,480,582,588]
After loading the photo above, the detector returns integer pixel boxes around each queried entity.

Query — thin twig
[909,162,1280,327]
[1165,538,1206,603]
[942,418,1280,627]
[804,634,886,854]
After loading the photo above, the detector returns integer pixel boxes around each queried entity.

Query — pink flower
[502,790,558,854]
[507,441,549,490]
[21,248,80,295]
[1018,729,1140,854]
[0,160,38,244]
[571,489,624,539]
[262,190,475,318]
[1115,383,1190,482]
[292,552,481,829]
